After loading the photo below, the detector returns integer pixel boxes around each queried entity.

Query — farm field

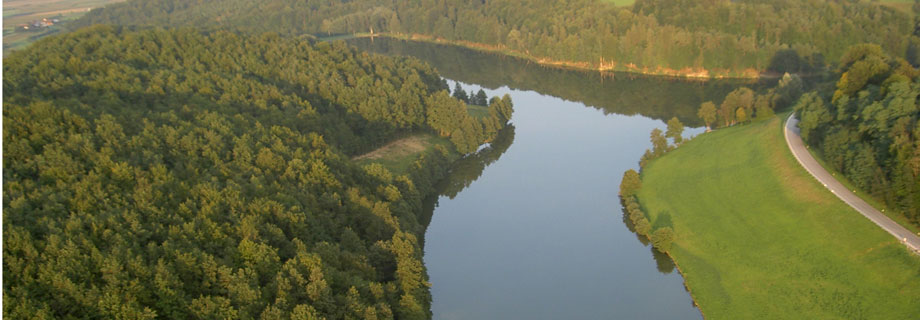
[3,0,125,53]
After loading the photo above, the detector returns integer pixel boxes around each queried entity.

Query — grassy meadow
[466,104,490,118]
[353,134,454,174]
[879,0,917,15]
[600,0,636,7]
[804,146,920,235]
[636,115,920,319]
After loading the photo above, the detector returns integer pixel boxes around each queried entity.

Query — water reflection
[652,247,677,274]
[620,205,676,274]
[438,125,516,199]
[419,125,516,238]
[348,37,774,127]
[622,206,651,247]
[351,38,736,319]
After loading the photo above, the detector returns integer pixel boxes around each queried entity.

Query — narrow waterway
[349,38,765,319]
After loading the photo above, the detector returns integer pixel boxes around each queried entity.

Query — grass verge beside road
[803,146,920,235]
[636,115,920,319]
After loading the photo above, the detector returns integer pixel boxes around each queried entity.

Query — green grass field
[804,146,920,235]
[599,0,635,7]
[637,115,920,319]
[466,104,490,118]
[353,134,454,174]
[879,0,916,15]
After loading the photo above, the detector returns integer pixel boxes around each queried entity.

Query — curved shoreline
[665,249,706,319]
[630,115,920,318]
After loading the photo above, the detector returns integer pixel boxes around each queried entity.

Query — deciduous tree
[666,117,684,144]
[650,128,668,156]
[620,169,642,197]
[698,101,717,130]
[650,227,675,253]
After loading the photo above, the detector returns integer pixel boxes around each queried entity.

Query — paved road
[785,114,920,254]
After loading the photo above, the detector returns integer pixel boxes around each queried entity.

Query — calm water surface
[349,38,763,319]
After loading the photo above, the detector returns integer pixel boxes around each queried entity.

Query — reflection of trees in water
[437,125,515,199]
[621,206,651,246]
[620,204,676,275]
[350,38,774,127]
[418,125,516,233]
[360,36,699,274]
[651,247,676,274]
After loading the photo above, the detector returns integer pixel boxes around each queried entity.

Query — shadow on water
[348,37,777,127]
[418,125,516,241]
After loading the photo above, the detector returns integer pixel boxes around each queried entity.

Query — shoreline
[332,32,781,80]
[664,248,706,319]
[630,116,920,318]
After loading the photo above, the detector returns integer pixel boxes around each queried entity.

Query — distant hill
[72,0,916,76]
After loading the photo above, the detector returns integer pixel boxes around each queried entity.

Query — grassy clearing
[353,134,453,174]
[599,0,636,7]
[466,104,490,118]
[637,114,920,319]
[879,0,915,15]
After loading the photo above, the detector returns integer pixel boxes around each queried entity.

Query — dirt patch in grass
[353,135,430,161]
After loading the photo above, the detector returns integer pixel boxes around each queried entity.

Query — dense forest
[796,44,920,226]
[2,26,512,318]
[73,0,915,76]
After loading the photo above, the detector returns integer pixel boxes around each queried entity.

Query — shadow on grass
[654,210,673,229]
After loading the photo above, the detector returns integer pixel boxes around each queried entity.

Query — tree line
[450,83,490,106]
[796,43,920,226]
[695,73,804,131]
[73,0,916,75]
[3,26,511,319]
[620,170,674,254]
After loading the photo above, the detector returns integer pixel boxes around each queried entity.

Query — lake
[349,37,766,319]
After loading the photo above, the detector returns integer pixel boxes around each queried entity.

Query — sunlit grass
[599,0,635,7]
[354,134,454,174]
[637,114,920,318]
[879,0,916,15]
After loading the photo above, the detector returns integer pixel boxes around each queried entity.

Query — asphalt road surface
[785,114,920,254]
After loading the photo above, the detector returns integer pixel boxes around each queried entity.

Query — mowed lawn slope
[637,115,920,319]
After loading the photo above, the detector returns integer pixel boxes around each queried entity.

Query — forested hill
[73,0,915,77]
[3,26,511,319]
[796,44,920,227]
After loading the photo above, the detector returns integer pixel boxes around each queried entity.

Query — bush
[634,218,652,236]
[619,169,642,197]
[650,227,675,253]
